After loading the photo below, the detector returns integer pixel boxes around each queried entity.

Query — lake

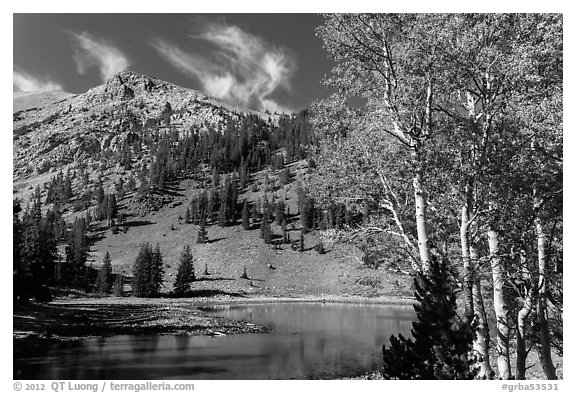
[14,302,415,379]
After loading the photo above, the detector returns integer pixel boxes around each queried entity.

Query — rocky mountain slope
[13,70,277,184]
[13,90,75,113]
[13,70,412,300]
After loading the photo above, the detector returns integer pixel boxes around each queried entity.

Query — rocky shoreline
[13,294,414,344]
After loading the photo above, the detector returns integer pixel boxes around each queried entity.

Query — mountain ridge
[13,70,281,183]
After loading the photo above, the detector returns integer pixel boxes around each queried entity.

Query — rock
[121,85,134,100]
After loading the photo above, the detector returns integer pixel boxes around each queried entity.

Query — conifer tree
[259,220,266,239]
[281,220,289,244]
[242,200,250,230]
[112,274,123,297]
[66,217,89,286]
[382,259,478,379]
[275,200,285,226]
[344,207,352,227]
[132,243,164,298]
[107,193,118,227]
[61,172,73,203]
[263,220,272,244]
[151,244,164,296]
[173,245,195,296]
[218,193,227,227]
[96,183,105,206]
[196,215,207,244]
[132,243,152,297]
[95,252,112,294]
[13,200,28,302]
[299,194,314,232]
[252,198,262,222]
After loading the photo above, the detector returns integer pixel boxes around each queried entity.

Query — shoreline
[13,294,562,380]
[13,293,415,345]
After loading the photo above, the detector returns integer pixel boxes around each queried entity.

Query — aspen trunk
[516,289,534,379]
[413,171,431,272]
[470,243,492,378]
[535,216,557,379]
[516,249,536,380]
[488,228,511,379]
[460,205,474,318]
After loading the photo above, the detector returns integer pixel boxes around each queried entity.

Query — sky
[13,14,335,113]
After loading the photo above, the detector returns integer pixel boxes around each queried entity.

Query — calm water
[14,302,414,380]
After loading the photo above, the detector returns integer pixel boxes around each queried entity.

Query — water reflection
[14,302,414,379]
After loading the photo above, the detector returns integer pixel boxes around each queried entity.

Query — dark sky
[13,14,335,113]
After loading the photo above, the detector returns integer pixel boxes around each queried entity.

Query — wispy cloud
[151,22,296,113]
[70,31,129,82]
[13,67,63,92]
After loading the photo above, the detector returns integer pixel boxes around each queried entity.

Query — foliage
[132,243,164,298]
[112,274,123,297]
[196,215,208,244]
[95,252,112,294]
[241,200,250,230]
[314,13,563,378]
[173,245,195,296]
[382,259,478,379]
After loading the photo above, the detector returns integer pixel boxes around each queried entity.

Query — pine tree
[344,207,352,227]
[275,200,285,226]
[65,217,88,286]
[96,183,105,206]
[218,196,227,227]
[132,243,164,298]
[173,245,195,296]
[259,220,266,239]
[95,252,112,294]
[299,193,314,232]
[382,259,478,379]
[112,274,123,297]
[132,243,151,297]
[242,200,250,230]
[299,229,305,252]
[263,220,272,244]
[184,207,191,224]
[61,172,73,203]
[151,244,164,296]
[107,193,118,227]
[281,220,289,244]
[196,215,207,244]
[252,199,262,223]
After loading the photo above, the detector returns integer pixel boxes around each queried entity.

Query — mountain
[13,90,75,113]
[13,70,411,300]
[13,70,279,183]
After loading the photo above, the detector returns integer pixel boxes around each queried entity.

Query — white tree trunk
[516,248,536,380]
[413,171,431,272]
[460,205,474,317]
[535,216,557,379]
[470,243,493,378]
[488,228,511,379]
